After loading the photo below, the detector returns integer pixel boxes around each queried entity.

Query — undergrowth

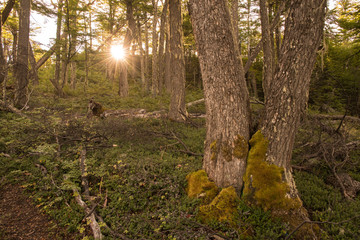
[0,86,359,239]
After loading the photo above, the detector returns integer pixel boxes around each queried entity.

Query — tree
[168,0,186,121]
[15,0,31,107]
[188,0,250,189]
[189,0,326,230]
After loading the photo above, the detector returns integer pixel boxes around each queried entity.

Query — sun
[111,45,126,60]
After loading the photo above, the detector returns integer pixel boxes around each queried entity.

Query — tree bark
[157,0,168,92]
[54,0,64,96]
[164,12,171,93]
[261,0,326,197]
[168,0,186,121]
[118,0,136,97]
[28,43,39,85]
[259,0,273,100]
[151,0,159,96]
[1,0,15,25]
[0,15,6,85]
[189,0,250,190]
[15,0,30,108]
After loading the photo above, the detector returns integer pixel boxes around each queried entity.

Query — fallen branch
[309,114,360,124]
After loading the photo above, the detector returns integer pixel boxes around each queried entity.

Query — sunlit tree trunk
[168,0,186,121]
[15,0,30,107]
[145,20,150,92]
[151,0,159,96]
[118,0,136,97]
[68,0,79,90]
[164,12,171,93]
[54,0,65,96]
[189,0,250,190]
[157,0,168,92]
[137,20,146,89]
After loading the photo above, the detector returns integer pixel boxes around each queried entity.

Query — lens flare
[111,45,126,60]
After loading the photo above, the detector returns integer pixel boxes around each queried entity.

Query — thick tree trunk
[168,0,186,121]
[15,0,30,107]
[189,0,250,190]
[261,0,326,197]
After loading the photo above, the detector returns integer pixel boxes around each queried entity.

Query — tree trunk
[0,15,6,85]
[157,0,168,92]
[261,0,326,190]
[54,0,64,96]
[28,43,39,85]
[15,0,30,108]
[151,0,159,96]
[1,0,15,25]
[137,20,146,90]
[168,0,186,121]
[189,0,250,190]
[259,0,273,100]
[164,13,171,93]
[69,0,79,90]
[118,0,136,97]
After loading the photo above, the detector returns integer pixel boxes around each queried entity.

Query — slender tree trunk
[15,0,30,107]
[69,0,78,90]
[189,0,250,190]
[28,43,39,85]
[54,0,64,96]
[61,32,69,88]
[145,20,150,92]
[259,0,273,100]
[118,0,136,97]
[164,13,171,93]
[151,0,159,96]
[168,0,186,121]
[137,20,145,89]
[1,0,15,25]
[157,0,168,92]
[0,15,6,85]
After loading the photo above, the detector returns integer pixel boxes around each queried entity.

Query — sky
[30,0,337,50]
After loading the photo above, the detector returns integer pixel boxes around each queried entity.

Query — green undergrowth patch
[295,171,360,239]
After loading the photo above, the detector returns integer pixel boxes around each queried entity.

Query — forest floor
[0,184,71,240]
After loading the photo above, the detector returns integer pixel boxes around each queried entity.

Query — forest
[0,0,359,239]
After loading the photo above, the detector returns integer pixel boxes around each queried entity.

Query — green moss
[243,131,301,211]
[210,140,217,161]
[186,170,219,204]
[221,143,232,162]
[233,135,248,159]
[198,186,240,224]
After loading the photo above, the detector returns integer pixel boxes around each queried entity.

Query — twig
[95,213,132,240]
[285,214,360,240]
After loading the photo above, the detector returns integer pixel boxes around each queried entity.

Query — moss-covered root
[186,170,219,204]
[198,186,240,224]
[243,131,301,211]
[243,131,319,238]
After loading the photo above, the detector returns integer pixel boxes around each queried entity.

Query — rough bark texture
[189,0,250,190]
[259,0,273,100]
[261,0,326,196]
[15,0,30,107]
[168,0,186,121]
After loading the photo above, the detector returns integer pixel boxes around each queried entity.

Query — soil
[0,184,71,240]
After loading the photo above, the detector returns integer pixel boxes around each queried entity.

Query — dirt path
[0,185,70,240]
